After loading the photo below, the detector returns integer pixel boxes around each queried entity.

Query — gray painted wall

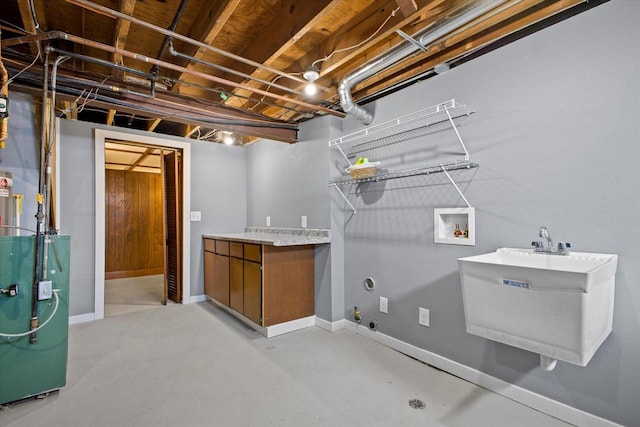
[58,119,96,316]
[248,1,638,423]
[246,117,332,229]
[57,119,247,315]
[4,0,637,423]
[335,1,638,425]
[2,92,40,233]
[246,115,345,321]
[189,141,247,298]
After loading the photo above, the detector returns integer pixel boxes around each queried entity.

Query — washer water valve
[353,306,362,323]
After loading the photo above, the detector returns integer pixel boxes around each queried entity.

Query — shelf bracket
[334,143,352,165]
[441,165,472,208]
[330,184,357,214]
[445,109,469,161]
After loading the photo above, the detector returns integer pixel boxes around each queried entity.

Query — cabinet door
[213,253,230,306]
[229,257,244,313]
[243,261,262,325]
[204,250,215,298]
[262,246,314,326]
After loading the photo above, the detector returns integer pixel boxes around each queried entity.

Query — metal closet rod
[1,32,344,118]
[64,0,332,93]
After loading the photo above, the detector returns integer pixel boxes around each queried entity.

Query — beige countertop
[203,227,330,247]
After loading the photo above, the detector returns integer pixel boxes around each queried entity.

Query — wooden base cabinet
[243,260,262,324]
[203,238,229,306]
[213,253,230,306]
[203,250,215,298]
[203,237,314,328]
[262,245,314,326]
[229,257,244,313]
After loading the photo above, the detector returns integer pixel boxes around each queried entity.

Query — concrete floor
[1,302,571,427]
[104,274,165,317]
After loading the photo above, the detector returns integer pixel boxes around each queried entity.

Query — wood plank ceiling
[0,0,605,144]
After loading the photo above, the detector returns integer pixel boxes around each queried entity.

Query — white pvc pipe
[540,355,558,371]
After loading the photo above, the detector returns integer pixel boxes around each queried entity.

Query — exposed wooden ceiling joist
[0,0,604,144]
[354,0,586,100]
[169,0,241,89]
[16,0,47,56]
[127,147,153,171]
[111,0,137,80]
[395,0,419,17]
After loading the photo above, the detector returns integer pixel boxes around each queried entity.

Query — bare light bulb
[304,82,318,96]
[222,133,234,145]
[303,65,320,97]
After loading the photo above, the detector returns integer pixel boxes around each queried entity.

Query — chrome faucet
[532,226,571,255]
[539,226,553,251]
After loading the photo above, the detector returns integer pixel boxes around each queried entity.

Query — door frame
[93,128,191,320]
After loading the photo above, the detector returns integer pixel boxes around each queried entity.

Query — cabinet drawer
[230,242,243,258]
[215,240,229,255]
[203,238,215,252]
[244,243,261,262]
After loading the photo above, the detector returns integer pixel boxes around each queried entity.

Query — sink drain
[408,399,426,409]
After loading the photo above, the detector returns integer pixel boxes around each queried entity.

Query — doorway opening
[93,129,191,321]
[103,141,183,316]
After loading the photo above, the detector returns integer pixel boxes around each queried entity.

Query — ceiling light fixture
[222,133,234,145]
[303,65,320,96]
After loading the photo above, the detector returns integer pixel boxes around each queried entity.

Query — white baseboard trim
[69,312,96,325]
[314,317,346,332]
[189,294,208,303]
[265,316,316,338]
[343,321,621,427]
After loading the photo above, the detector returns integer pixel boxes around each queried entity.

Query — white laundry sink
[458,248,618,370]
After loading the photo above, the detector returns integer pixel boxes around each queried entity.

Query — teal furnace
[0,235,70,405]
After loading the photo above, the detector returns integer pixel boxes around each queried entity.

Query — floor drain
[408,399,426,409]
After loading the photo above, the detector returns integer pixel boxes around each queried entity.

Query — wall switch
[39,280,53,300]
[379,296,388,314]
[190,211,201,222]
[301,215,307,228]
[266,216,271,226]
[419,307,430,327]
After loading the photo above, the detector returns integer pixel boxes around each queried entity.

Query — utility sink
[458,248,618,370]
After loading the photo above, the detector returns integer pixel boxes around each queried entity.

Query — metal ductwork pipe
[339,0,509,125]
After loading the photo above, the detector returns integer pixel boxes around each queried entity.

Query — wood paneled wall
[105,170,164,279]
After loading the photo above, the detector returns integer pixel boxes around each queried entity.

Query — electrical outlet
[39,280,53,300]
[379,296,388,314]
[190,211,201,221]
[301,215,307,228]
[419,307,430,327]
[266,216,271,227]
